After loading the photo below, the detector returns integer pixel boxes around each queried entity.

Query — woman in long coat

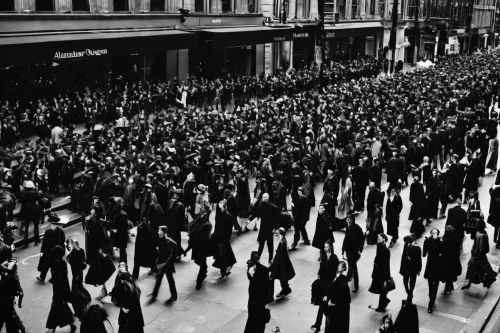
[337,177,354,220]
[462,219,497,289]
[367,203,384,245]
[312,204,335,258]
[186,210,213,290]
[441,225,462,295]
[112,263,145,333]
[37,225,66,282]
[213,200,237,278]
[270,228,295,299]
[486,137,498,173]
[369,234,391,312]
[409,176,426,235]
[324,261,350,333]
[46,245,77,333]
[423,228,444,313]
[132,216,158,279]
[85,206,115,300]
[386,188,403,247]
[66,237,91,321]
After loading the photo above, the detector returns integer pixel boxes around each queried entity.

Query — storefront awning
[198,26,294,49]
[0,29,199,66]
[324,22,384,39]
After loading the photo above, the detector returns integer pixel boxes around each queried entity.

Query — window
[151,0,165,11]
[221,0,232,12]
[337,0,346,18]
[407,0,419,17]
[114,0,129,11]
[235,0,259,13]
[379,0,385,17]
[36,0,55,11]
[351,0,358,18]
[72,0,90,11]
[295,0,309,18]
[0,0,15,11]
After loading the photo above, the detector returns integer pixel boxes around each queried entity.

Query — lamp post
[390,0,399,73]
[318,0,326,86]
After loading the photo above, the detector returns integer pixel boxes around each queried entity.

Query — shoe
[496,245,500,249]
[283,288,292,296]
[196,283,202,290]
[266,297,275,304]
[290,243,297,250]
[35,242,41,246]
[167,297,177,303]
[352,288,359,293]
[461,283,471,290]
[36,277,44,283]
[428,308,433,314]
[311,325,321,333]
[237,231,242,236]
[23,245,28,249]
[276,291,285,298]
[389,242,394,249]
[253,226,258,231]
[441,291,450,296]
[439,215,446,219]
[301,241,311,246]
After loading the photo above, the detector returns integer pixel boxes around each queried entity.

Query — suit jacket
[111,209,129,248]
[324,274,351,333]
[294,195,311,223]
[386,157,402,183]
[318,252,339,283]
[446,206,467,236]
[255,201,279,242]
[247,263,270,311]
[399,243,422,276]
[157,236,177,272]
[342,223,364,258]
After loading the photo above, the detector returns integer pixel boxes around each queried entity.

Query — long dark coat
[409,181,426,220]
[111,209,129,249]
[244,263,270,333]
[67,247,91,320]
[312,211,334,249]
[85,217,112,266]
[188,213,213,265]
[369,242,391,294]
[386,157,403,183]
[426,175,441,219]
[423,237,444,281]
[255,201,279,242]
[166,199,186,254]
[38,226,66,273]
[324,274,351,333]
[399,243,422,277]
[441,233,462,283]
[212,207,237,270]
[112,274,145,333]
[270,239,296,281]
[134,221,158,268]
[318,252,339,283]
[46,258,74,329]
[367,204,384,245]
[446,206,467,239]
[146,198,168,231]
[236,176,251,214]
[386,195,403,238]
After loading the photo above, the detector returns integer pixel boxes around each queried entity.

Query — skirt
[212,242,237,270]
[72,274,91,320]
[46,299,74,329]
[465,253,497,287]
[410,219,425,235]
[85,253,116,286]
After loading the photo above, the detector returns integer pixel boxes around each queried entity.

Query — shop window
[72,0,90,11]
[151,0,165,11]
[0,0,15,11]
[337,0,346,18]
[36,0,55,11]
[114,0,129,11]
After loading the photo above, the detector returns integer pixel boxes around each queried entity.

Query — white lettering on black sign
[54,49,108,60]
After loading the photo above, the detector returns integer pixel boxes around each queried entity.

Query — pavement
[8,127,500,333]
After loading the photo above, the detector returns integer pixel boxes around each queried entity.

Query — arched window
[0,0,15,11]
[73,0,90,11]
[36,0,55,11]
[114,0,129,11]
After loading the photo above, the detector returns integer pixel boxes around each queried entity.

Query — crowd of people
[0,48,499,332]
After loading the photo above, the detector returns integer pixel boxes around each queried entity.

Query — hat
[114,197,124,206]
[48,212,60,223]
[25,181,35,189]
[277,227,286,236]
[197,184,207,193]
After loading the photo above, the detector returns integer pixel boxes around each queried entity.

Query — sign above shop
[274,36,286,41]
[293,32,309,38]
[211,19,222,24]
[326,32,335,38]
[54,49,108,60]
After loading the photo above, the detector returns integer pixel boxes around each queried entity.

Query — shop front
[196,25,294,78]
[0,29,199,99]
[324,22,383,61]
[291,23,318,69]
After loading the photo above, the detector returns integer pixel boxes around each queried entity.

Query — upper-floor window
[407,0,419,17]
[36,0,55,12]
[351,0,359,18]
[114,0,129,11]
[73,0,90,11]
[0,0,15,11]
[235,0,259,13]
[337,0,346,18]
[379,0,385,17]
[151,0,166,11]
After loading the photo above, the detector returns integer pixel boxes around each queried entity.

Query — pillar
[100,56,110,99]
[178,49,189,81]
[166,50,178,81]
[289,40,294,69]
[256,44,265,75]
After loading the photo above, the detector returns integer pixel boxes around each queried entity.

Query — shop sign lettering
[274,36,286,41]
[326,32,336,38]
[54,49,108,60]
[293,32,309,38]
[211,19,222,23]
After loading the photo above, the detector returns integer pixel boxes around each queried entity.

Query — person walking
[409,176,426,236]
[423,228,444,313]
[65,237,91,321]
[446,198,467,247]
[369,234,391,312]
[132,215,158,279]
[311,240,339,333]
[341,214,364,292]
[186,210,212,290]
[270,228,295,300]
[110,197,130,264]
[367,202,384,245]
[462,219,497,290]
[441,225,462,295]
[386,188,403,247]
[165,189,187,257]
[376,314,396,333]
[80,304,111,333]
[212,200,237,278]
[46,245,78,333]
[150,226,177,302]
[488,197,500,248]
[19,180,43,248]
[291,186,311,250]
[111,263,144,333]
[399,233,421,303]
[312,204,335,260]
[255,193,279,263]
[244,251,271,333]
[37,221,66,283]
[426,168,441,224]
[323,260,351,333]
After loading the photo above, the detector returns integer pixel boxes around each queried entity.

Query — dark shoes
[276,288,292,298]
[311,325,321,332]
[167,297,177,303]
[36,277,44,283]
[196,283,202,290]
[461,283,471,290]
[290,243,297,250]
[301,241,311,246]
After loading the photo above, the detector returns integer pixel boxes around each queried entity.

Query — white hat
[25,181,35,189]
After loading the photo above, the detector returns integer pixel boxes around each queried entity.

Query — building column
[178,49,189,80]
[100,56,110,99]
[256,44,265,75]
[166,50,178,81]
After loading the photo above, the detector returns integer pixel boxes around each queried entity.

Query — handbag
[382,277,396,293]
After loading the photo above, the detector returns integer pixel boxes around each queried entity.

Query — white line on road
[21,253,41,265]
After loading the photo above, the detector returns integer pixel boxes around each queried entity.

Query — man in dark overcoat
[244,251,271,333]
[291,186,311,250]
[110,197,130,264]
[324,261,351,333]
[255,193,279,263]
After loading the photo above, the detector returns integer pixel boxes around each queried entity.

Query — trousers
[257,233,274,262]
[152,266,177,299]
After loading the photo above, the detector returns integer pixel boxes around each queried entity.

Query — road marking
[414,302,470,323]
[21,253,41,265]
